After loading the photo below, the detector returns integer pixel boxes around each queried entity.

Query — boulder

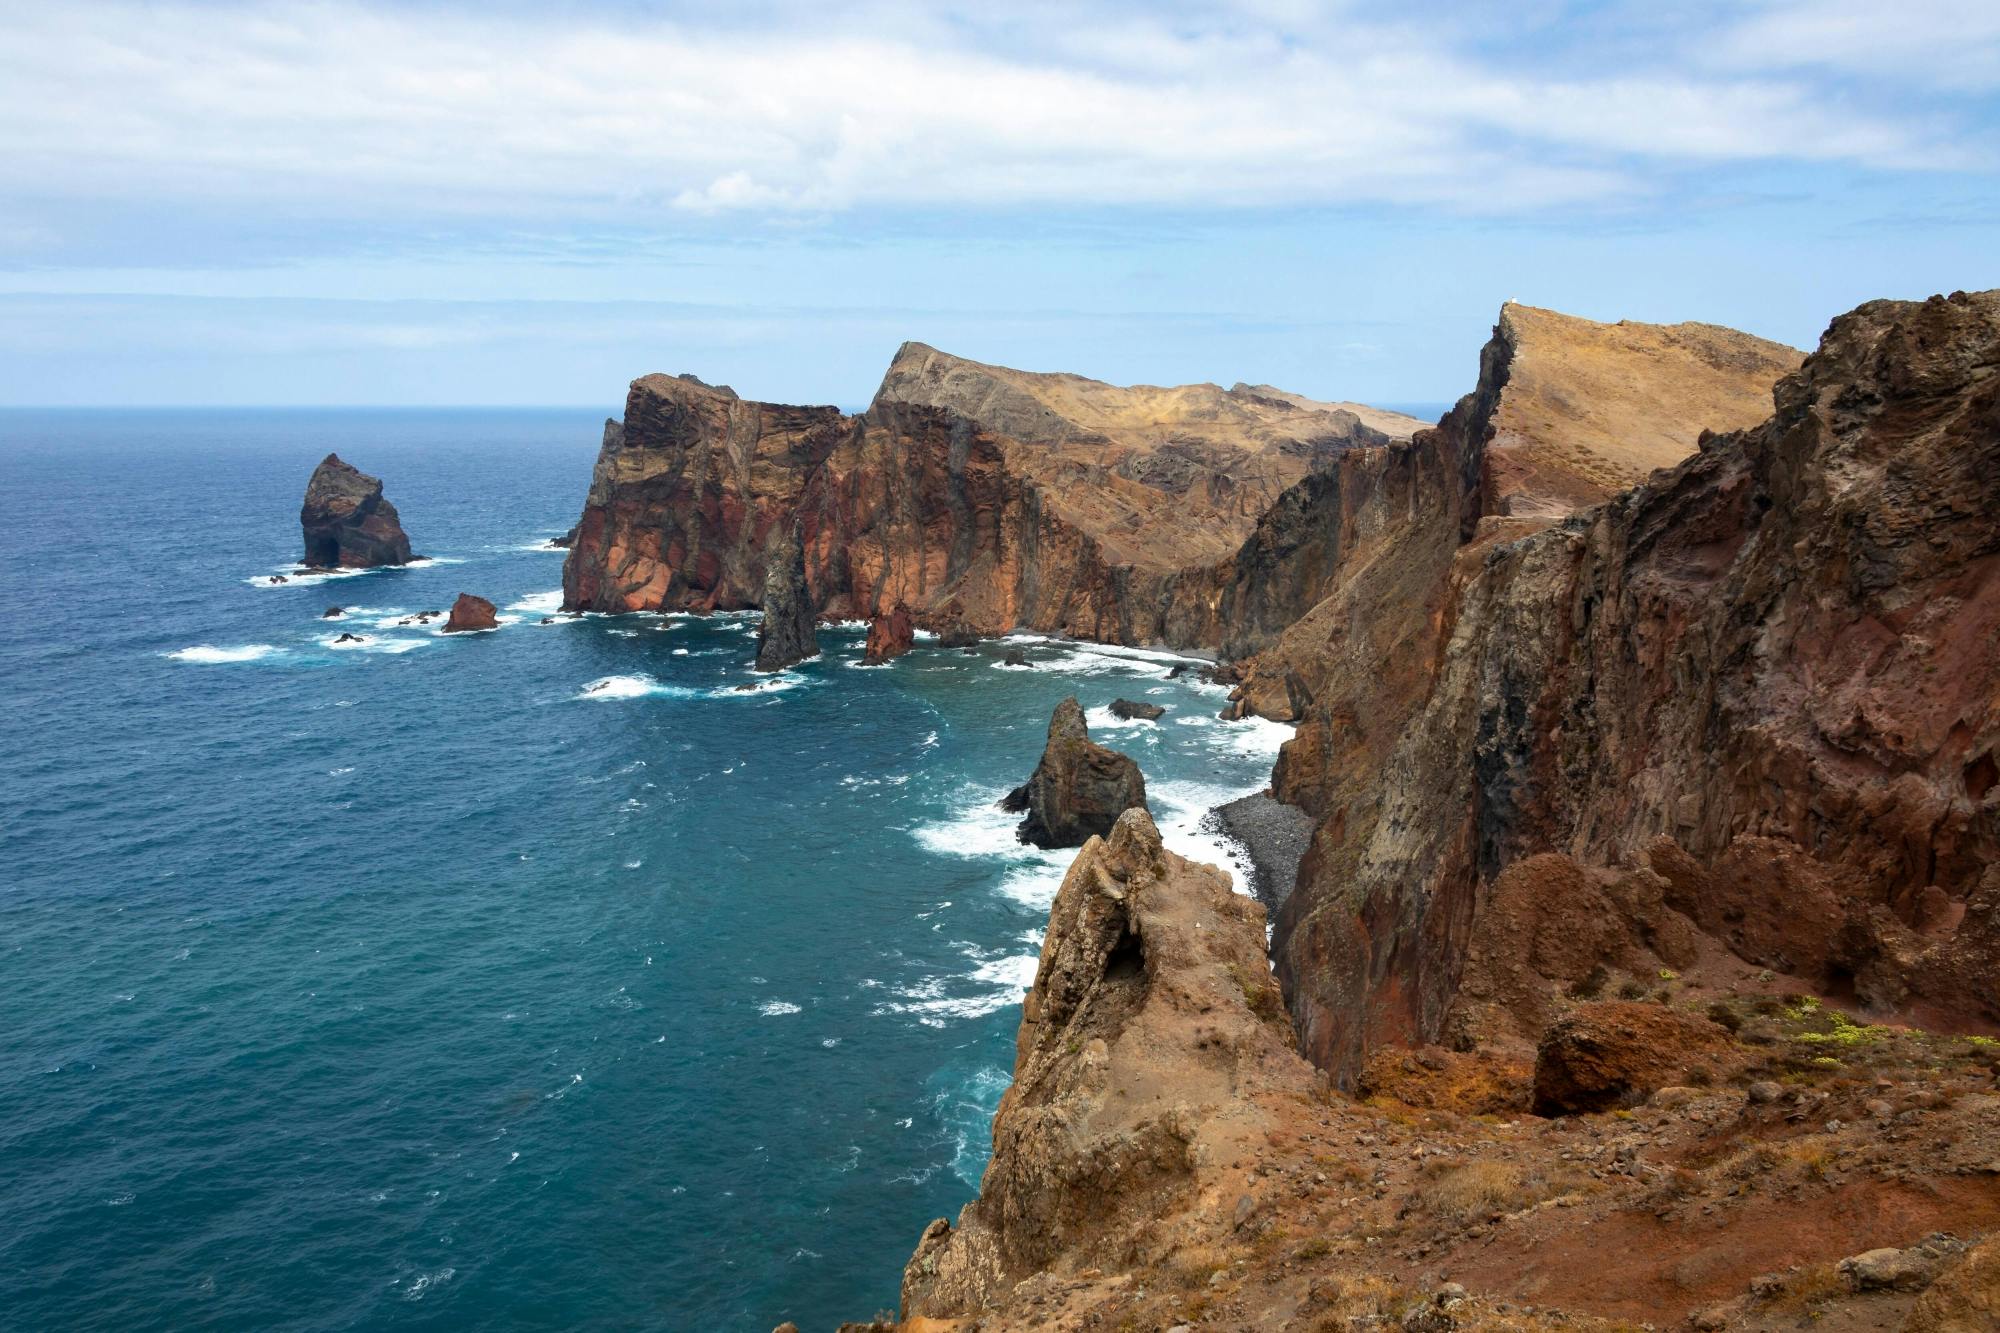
[861,603,914,665]
[1002,648,1030,667]
[322,606,344,618]
[1530,1001,1737,1115]
[753,528,819,672]
[441,593,498,633]
[300,454,415,568]
[1109,698,1165,721]
[1000,697,1147,849]
[937,616,981,649]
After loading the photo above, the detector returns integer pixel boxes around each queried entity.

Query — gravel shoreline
[1205,790,1315,913]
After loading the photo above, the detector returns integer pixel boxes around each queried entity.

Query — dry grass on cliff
[1415,1157,1583,1223]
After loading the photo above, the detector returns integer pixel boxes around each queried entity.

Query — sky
[0,0,1995,409]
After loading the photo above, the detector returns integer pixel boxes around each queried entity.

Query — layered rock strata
[559,348,1421,654]
[299,454,415,568]
[1001,698,1147,849]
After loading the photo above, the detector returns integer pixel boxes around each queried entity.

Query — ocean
[0,409,1292,1330]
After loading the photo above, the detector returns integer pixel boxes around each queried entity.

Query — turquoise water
[0,409,1290,1330]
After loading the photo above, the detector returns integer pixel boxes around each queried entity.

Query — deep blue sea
[0,409,1291,1331]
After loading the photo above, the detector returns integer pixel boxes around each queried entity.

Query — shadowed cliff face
[1275,291,2000,1084]
[558,349,1424,652]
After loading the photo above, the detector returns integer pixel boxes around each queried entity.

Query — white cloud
[0,0,1979,232]
[1711,0,2000,93]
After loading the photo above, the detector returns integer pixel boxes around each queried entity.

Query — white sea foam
[245,566,372,589]
[1215,715,1294,759]
[1083,704,1164,732]
[167,644,282,664]
[578,674,672,701]
[873,947,1038,1027]
[506,590,564,614]
[515,538,568,552]
[759,1000,802,1016]
[318,632,428,654]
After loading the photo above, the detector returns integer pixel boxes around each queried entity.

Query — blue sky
[0,0,1995,408]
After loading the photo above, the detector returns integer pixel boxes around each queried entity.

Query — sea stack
[441,593,498,633]
[1001,697,1147,848]
[861,603,915,665]
[299,454,415,569]
[752,528,818,672]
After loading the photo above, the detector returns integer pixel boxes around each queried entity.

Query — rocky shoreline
[1205,789,1315,912]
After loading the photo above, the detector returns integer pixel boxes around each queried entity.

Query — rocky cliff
[899,808,1316,1325]
[1268,291,2000,1084]
[753,526,819,672]
[558,348,1422,650]
[299,453,415,568]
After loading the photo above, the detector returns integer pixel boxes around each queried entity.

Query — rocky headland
[299,453,416,568]
[797,292,2000,1333]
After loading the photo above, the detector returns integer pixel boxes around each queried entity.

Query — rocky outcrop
[1530,1001,1738,1115]
[441,593,497,633]
[1271,290,2000,1085]
[1906,1237,2000,1331]
[558,347,1419,652]
[753,528,818,672]
[1108,698,1164,721]
[1001,698,1147,848]
[300,454,416,568]
[861,603,914,665]
[900,808,1314,1322]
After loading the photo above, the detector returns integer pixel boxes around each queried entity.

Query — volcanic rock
[556,347,1417,652]
[899,808,1314,1320]
[1001,697,1147,849]
[440,593,498,633]
[1530,1001,1737,1115]
[861,603,914,665]
[1108,698,1165,721]
[1262,291,1999,1085]
[1906,1237,2000,1331]
[300,454,415,569]
[322,606,343,618]
[1001,648,1029,667]
[752,527,818,672]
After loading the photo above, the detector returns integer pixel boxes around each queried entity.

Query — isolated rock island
[299,453,416,569]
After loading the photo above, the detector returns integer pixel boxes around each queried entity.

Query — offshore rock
[1272,290,2000,1085]
[440,593,497,633]
[861,603,914,665]
[300,454,416,568]
[753,527,818,673]
[1002,698,1147,849]
[899,808,1314,1321]
[1109,698,1165,721]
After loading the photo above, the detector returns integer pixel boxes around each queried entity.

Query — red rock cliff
[1273,291,2000,1084]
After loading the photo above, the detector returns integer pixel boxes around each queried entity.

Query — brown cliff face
[300,453,415,568]
[559,349,1419,651]
[1000,697,1147,849]
[900,808,1313,1322]
[1274,291,2000,1085]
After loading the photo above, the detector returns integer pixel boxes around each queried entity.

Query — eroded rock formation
[300,454,416,568]
[441,593,497,633]
[753,528,818,672]
[558,347,1421,651]
[1269,291,2000,1084]
[1001,698,1147,848]
[861,603,914,665]
[900,808,1313,1322]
